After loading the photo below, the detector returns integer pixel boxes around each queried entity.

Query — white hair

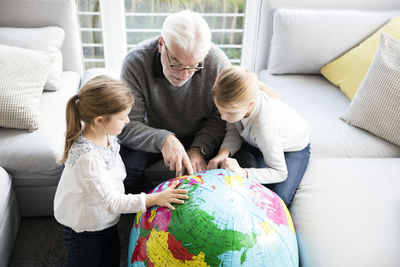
[161,10,211,61]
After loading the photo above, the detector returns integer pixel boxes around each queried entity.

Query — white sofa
[0,1,82,264]
[241,0,400,266]
[0,0,83,220]
[0,167,19,267]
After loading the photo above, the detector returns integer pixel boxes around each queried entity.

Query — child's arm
[208,123,242,169]
[219,126,288,182]
[220,122,242,155]
[145,180,188,210]
[246,129,288,184]
[78,154,187,214]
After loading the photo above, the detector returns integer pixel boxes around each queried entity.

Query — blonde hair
[59,75,134,164]
[212,66,279,109]
[161,10,211,62]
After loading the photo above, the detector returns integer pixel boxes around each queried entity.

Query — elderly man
[119,10,230,193]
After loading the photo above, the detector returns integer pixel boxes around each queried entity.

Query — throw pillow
[0,44,55,131]
[341,33,400,146]
[268,8,400,75]
[0,26,64,91]
[321,17,400,100]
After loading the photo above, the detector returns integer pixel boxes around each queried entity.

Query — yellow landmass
[281,199,295,233]
[224,175,244,188]
[148,209,157,224]
[136,211,143,225]
[260,221,273,235]
[146,229,209,266]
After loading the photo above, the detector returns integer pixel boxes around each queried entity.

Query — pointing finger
[182,154,194,175]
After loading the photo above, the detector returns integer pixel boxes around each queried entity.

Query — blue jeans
[63,225,120,267]
[119,145,161,194]
[234,142,311,206]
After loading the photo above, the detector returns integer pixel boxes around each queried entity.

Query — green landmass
[168,183,258,266]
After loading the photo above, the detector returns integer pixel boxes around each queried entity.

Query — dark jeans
[120,136,198,194]
[119,146,161,194]
[63,225,120,267]
[234,142,311,206]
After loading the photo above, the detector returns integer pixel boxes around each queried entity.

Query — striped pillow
[341,33,400,146]
[0,44,54,131]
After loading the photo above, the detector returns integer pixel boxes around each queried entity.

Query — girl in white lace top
[54,76,188,266]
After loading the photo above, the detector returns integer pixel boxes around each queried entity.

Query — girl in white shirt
[54,76,188,267]
[208,66,310,206]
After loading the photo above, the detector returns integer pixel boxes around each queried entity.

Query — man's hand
[161,135,194,176]
[220,157,248,178]
[207,149,230,170]
[187,147,207,173]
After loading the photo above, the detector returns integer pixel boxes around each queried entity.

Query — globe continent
[128,169,298,267]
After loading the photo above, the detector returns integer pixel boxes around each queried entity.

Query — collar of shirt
[65,135,120,169]
[241,117,249,128]
[153,48,164,78]
[241,92,262,128]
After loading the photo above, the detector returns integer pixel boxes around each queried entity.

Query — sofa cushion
[290,158,400,267]
[0,27,65,91]
[342,33,400,146]
[268,8,400,75]
[0,44,54,131]
[0,71,80,187]
[321,17,400,100]
[258,71,400,158]
[80,68,121,87]
[0,0,83,76]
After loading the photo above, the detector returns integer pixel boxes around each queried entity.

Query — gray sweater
[119,37,230,157]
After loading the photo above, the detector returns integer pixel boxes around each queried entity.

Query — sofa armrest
[80,68,121,88]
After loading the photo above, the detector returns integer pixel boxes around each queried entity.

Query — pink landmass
[249,182,288,226]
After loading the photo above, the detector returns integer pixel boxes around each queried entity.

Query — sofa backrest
[241,0,400,74]
[0,0,83,76]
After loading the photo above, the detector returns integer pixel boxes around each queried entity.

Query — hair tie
[73,94,80,105]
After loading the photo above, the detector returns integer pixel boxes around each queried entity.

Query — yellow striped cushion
[320,17,400,100]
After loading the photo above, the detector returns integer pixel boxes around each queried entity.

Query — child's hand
[207,149,230,169]
[146,180,189,210]
[220,158,248,178]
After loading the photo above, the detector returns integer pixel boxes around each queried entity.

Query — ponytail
[259,81,279,99]
[57,75,134,164]
[58,95,82,164]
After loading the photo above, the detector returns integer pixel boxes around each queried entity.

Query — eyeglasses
[164,44,204,72]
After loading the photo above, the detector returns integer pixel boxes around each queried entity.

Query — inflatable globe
[128,169,298,266]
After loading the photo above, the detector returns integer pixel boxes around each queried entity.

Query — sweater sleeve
[245,124,288,184]
[118,56,172,152]
[77,153,147,214]
[191,105,226,157]
[219,122,243,156]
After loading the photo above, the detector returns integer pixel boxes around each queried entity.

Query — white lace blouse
[54,135,146,233]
